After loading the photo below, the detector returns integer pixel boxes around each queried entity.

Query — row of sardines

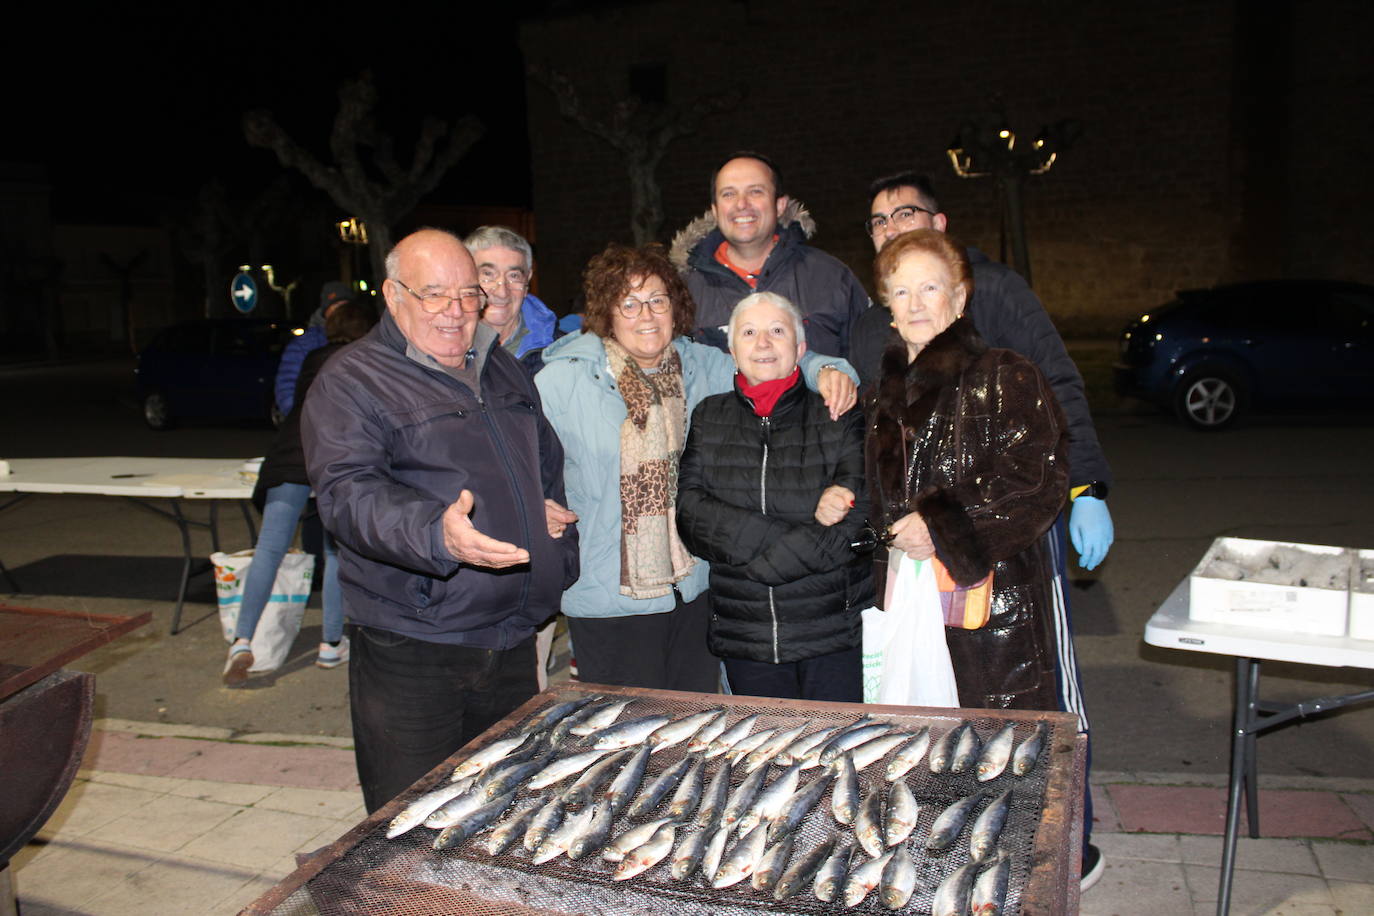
[385,696,1053,915]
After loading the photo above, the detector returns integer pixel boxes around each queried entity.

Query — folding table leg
[240,500,258,544]
[1217,656,1258,916]
[169,499,193,636]
[1243,660,1262,839]
[208,501,221,554]
[0,556,18,593]
[0,494,29,593]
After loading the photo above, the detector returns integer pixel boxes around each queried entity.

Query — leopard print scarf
[604,337,695,599]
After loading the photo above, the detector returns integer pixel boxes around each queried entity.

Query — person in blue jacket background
[275,280,353,415]
[464,226,558,361]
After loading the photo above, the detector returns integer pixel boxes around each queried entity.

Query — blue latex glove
[1069,495,1114,571]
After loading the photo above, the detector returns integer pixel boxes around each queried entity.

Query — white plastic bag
[861,548,960,706]
[212,548,313,672]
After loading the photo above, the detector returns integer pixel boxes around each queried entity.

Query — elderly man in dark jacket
[303,229,579,812]
[677,292,874,702]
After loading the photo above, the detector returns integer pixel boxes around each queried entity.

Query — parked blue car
[1114,280,1374,429]
[135,319,297,429]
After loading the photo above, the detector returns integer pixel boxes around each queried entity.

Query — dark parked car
[135,318,298,429]
[1114,280,1374,429]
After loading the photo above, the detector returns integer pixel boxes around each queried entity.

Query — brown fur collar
[874,316,987,419]
[867,315,993,585]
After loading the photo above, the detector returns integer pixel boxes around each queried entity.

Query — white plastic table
[0,457,257,634]
[1145,577,1374,916]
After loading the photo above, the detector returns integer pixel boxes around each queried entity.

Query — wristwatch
[1071,481,1109,500]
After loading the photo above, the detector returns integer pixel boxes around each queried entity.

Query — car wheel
[142,391,175,430]
[1173,369,1247,430]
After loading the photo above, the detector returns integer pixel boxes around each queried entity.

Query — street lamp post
[947,105,1080,287]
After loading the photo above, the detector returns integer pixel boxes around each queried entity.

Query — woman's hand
[544,498,578,539]
[889,511,935,559]
[814,485,855,526]
[817,366,857,419]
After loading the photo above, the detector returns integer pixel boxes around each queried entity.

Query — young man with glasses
[463,226,559,362]
[302,228,579,813]
[850,171,1113,892]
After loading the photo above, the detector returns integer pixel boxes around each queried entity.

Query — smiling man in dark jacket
[303,229,579,812]
[670,152,871,359]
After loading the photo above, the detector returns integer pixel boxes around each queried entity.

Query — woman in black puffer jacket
[677,292,875,702]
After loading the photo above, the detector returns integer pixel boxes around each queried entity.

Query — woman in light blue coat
[535,243,856,691]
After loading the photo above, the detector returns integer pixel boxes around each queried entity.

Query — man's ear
[775,194,790,220]
[381,279,402,316]
[933,212,949,233]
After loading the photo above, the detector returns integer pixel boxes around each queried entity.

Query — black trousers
[348,624,537,813]
[567,589,718,693]
[723,646,862,703]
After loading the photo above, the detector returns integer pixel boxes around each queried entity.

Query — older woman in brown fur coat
[864,230,1069,710]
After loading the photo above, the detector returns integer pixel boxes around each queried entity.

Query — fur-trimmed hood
[668,198,817,272]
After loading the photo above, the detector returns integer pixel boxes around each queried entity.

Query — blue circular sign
[231,272,259,314]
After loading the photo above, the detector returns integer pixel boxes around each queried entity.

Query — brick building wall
[520,0,1370,336]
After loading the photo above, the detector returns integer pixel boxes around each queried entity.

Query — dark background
[4,1,1373,359]
[6,9,533,223]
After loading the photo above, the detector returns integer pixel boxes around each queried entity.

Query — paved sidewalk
[10,720,363,916]
[9,720,1374,915]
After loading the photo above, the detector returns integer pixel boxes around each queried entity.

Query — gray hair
[727,291,806,349]
[463,225,533,273]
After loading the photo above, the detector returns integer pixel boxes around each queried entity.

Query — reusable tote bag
[861,547,960,706]
[212,548,313,672]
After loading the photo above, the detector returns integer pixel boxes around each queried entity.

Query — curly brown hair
[581,243,696,340]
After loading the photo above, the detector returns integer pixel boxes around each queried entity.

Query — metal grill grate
[245,686,1080,915]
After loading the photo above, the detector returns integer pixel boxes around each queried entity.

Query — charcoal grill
[243,684,1085,915]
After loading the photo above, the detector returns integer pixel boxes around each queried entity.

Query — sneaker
[316,637,350,669]
[223,643,254,687]
[1081,843,1105,892]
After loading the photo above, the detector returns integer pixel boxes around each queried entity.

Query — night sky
[8,9,534,224]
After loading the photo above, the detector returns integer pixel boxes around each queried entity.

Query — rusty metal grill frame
[242,684,1084,915]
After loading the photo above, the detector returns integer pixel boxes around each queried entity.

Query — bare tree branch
[529,63,743,243]
[243,70,484,282]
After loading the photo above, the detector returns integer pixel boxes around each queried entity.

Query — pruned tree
[164,178,296,318]
[530,64,742,244]
[163,181,234,317]
[243,70,483,283]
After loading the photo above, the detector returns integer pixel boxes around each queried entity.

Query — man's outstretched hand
[443,489,530,568]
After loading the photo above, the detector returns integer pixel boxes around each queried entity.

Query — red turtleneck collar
[736,367,801,417]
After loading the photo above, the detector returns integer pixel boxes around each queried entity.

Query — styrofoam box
[1189,537,1350,637]
[1351,549,1374,641]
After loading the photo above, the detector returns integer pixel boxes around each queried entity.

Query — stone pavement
[9,720,1373,915]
